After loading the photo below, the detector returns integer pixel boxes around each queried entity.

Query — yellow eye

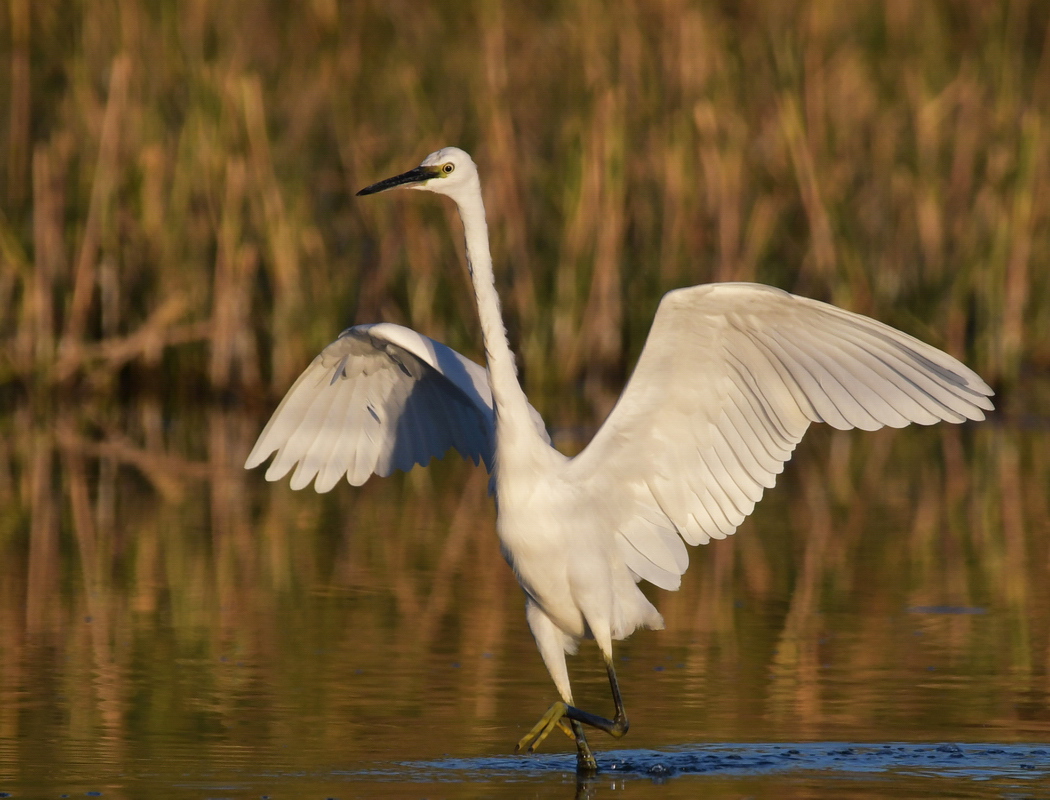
[442,163,455,174]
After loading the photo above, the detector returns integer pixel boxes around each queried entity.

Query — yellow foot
[515,701,576,753]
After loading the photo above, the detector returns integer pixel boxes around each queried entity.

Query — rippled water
[0,403,1047,798]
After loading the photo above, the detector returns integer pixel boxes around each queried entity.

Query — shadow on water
[414,742,1050,778]
[395,743,1050,797]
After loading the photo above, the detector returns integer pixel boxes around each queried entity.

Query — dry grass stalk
[0,1,1047,411]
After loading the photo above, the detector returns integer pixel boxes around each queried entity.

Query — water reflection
[0,399,1048,797]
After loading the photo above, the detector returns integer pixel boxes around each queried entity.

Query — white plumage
[245,322,549,489]
[246,146,993,772]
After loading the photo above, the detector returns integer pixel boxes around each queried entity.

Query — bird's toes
[557,718,576,740]
[515,701,570,754]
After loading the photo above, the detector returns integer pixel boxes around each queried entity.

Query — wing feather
[315,385,356,492]
[571,282,993,582]
[760,326,882,430]
[793,321,917,427]
[246,323,550,492]
[288,378,343,490]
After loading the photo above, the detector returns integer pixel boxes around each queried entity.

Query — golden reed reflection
[0,400,1047,785]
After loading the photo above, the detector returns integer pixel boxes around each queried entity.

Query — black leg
[560,655,629,737]
[570,719,598,773]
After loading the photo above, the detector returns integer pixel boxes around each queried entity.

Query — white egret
[245,147,994,772]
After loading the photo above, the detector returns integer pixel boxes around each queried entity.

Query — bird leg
[570,720,598,774]
[516,655,629,773]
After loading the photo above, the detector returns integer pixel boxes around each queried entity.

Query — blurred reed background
[2,0,1050,789]
[2,0,1048,411]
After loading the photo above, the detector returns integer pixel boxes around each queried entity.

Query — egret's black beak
[356,165,439,196]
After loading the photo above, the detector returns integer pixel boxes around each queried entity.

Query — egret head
[357,147,478,199]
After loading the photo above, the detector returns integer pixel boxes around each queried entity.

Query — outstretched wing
[570,283,994,590]
[246,323,547,492]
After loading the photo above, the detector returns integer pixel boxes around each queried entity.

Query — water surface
[0,401,1047,798]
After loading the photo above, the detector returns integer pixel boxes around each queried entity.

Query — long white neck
[451,179,539,445]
